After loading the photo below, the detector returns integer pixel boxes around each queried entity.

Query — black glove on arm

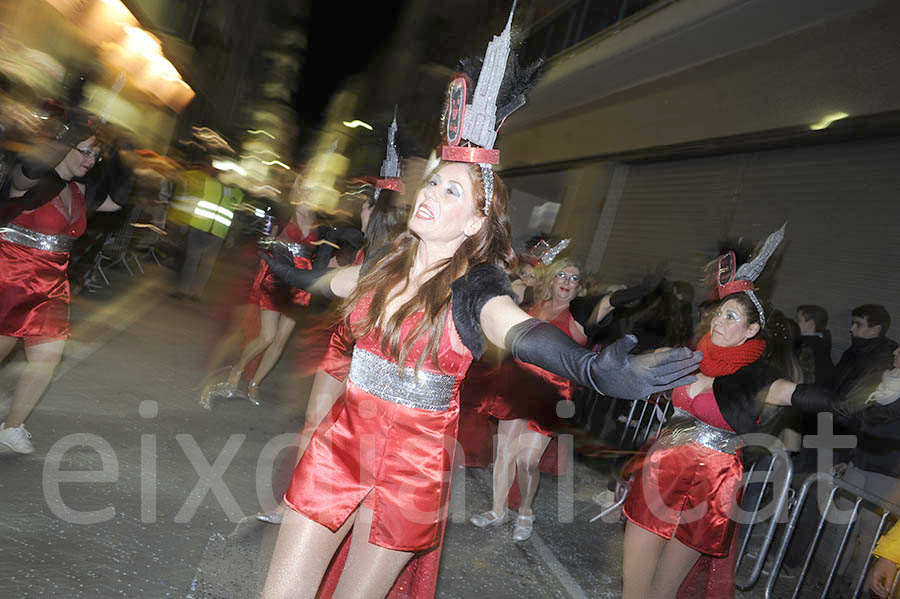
[506,320,702,400]
[259,244,336,300]
[4,172,67,213]
[790,384,856,427]
[609,273,663,308]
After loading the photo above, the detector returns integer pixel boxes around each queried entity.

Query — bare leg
[650,536,701,598]
[623,520,666,599]
[491,418,529,514]
[332,505,414,599]
[0,335,18,362]
[204,304,251,371]
[249,313,297,388]
[228,309,280,385]
[514,428,552,517]
[261,508,356,599]
[297,371,345,455]
[3,339,65,427]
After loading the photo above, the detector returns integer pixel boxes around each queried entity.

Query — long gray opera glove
[258,244,337,300]
[506,319,701,400]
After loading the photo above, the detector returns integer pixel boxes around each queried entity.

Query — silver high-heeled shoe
[255,506,285,525]
[469,510,509,528]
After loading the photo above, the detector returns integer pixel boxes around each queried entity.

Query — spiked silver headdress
[716,223,786,327]
[440,1,536,216]
[374,107,404,201]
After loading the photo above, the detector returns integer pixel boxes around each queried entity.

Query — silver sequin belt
[281,242,314,259]
[655,408,739,455]
[0,223,75,252]
[348,347,457,412]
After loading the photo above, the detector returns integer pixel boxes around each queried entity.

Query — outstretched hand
[592,336,702,399]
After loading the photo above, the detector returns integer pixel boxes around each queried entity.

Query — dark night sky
[292,0,407,128]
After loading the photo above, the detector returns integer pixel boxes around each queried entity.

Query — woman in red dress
[620,226,798,598]
[257,15,700,593]
[470,258,590,540]
[258,158,699,598]
[0,126,121,454]
[225,199,324,403]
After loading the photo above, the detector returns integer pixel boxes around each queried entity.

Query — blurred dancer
[224,192,330,404]
[0,112,123,453]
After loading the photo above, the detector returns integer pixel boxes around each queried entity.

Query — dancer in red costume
[471,257,591,541]
[470,254,661,540]
[258,8,700,596]
[620,225,801,599]
[223,192,329,404]
[0,114,123,453]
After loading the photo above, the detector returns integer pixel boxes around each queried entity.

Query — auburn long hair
[341,161,515,371]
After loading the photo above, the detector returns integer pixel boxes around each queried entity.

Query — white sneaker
[0,423,34,454]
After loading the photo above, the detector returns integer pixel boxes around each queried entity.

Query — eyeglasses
[75,146,101,161]
[555,271,581,284]
[520,271,536,280]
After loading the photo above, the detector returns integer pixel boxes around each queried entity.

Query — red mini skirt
[0,240,71,339]
[623,440,743,556]
[248,255,312,313]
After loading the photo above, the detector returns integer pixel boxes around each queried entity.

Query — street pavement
[0,264,793,598]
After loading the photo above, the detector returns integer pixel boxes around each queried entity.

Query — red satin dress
[488,303,587,436]
[0,183,86,342]
[285,293,473,597]
[623,385,743,558]
[248,220,317,313]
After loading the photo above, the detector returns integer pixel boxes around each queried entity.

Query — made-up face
[551,266,581,304]
[850,316,881,339]
[710,298,760,347]
[59,136,99,180]
[409,162,484,245]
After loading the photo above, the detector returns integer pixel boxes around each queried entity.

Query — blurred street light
[342,119,373,130]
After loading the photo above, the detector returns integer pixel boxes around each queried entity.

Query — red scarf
[696,333,766,376]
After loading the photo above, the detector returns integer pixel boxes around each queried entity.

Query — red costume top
[0,183,86,339]
[248,220,317,313]
[285,292,473,597]
[487,302,587,436]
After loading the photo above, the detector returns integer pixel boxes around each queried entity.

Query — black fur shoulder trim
[451,264,517,359]
[713,360,785,434]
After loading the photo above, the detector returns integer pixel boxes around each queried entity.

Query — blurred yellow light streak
[342,120,373,130]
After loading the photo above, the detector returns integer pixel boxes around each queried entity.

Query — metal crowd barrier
[618,391,673,450]
[734,449,795,590]
[764,472,900,599]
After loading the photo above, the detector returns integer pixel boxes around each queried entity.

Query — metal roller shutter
[726,138,900,355]
[599,155,746,285]
[598,136,900,355]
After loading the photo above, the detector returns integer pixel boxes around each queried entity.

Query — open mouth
[415,204,435,220]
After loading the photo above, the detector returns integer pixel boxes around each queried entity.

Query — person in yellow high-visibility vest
[868,522,900,597]
[171,169,243,299]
